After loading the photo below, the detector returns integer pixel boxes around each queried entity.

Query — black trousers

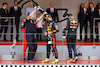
[46,35,58,59]
[26,33,37,60]
[0,21,8,39]
[95,21,99,40]
[11,19,19,40]
[80,20,87,40]
[67,35,77,58]
[36,28,42,40]
[90,21,94,41]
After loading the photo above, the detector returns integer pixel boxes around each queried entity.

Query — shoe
[10,39,13,41]
[73,56,78,62]
[32,58,36,61]
[4,38,7,41]
[67,59,73,63]
[95,39,99,41]
[42,58,49,63]
[80,39,82,41]
[28,60,34,63]
[52,59,58,64]
[32,59,35,61]
[23,57,26,62]
[84,39,87,41]
[90,39,93,41]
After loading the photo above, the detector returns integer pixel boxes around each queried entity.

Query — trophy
[10,39,16,59]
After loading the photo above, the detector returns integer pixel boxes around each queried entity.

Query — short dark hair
[50,2,54,5]
[14,0,18,3]
[89,2,94,5]
[2,3,8,6]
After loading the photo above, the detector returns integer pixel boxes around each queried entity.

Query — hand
[97,22,99,26]
[57,22,59,25]
[43,12,47,15]
[87,22,90,26]
[44,32,47,36]
[34,6,37,10]
[4,19,8,22]
[48,31,52,34]
[63,27,65,30]
[43,22,45,25]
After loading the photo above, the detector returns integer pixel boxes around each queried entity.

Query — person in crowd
[78,3,89,41]
[36,13,45,40]
[63,14,78,63]
[9,0,22,41]
[26,1,36,20]
[46,2,59,22]
[42,14,59,64]
[88,2,97,41]
[0,3,9,41]
[78,3,84,15]
[21,6,47,63]
[46,2,59,49]
[94,3,100,41]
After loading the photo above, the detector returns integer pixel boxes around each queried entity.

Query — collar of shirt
[14,6,18,8]
[3,7,5,9]
[99,9,100,16]
[84,8,87,11]
[71,17,74,19]
[91,7,94,12]
[29,7,33,8]
[50,7,54,13]
[14,6,18,11]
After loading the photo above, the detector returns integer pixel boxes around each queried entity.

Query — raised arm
[29,6,37,17]
[36,12,47,23]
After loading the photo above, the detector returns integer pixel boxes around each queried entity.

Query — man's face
[90,4,94,9]
[29,2,33,7]
[14,1,18,6]
[84,3,88,8]
[98,4,100,9]
[4,4,8,9]
[81,4,84,8]
[50,2,54,8]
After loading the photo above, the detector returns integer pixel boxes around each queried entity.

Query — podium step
[78,56,99,60]
[0,55,22,60]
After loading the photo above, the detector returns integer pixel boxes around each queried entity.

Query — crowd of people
[78,2,100,41]
[0,1,21,41]
[0,0,100,63]
[0,1,59,41]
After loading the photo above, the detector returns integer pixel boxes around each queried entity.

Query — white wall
[0,0,100,40]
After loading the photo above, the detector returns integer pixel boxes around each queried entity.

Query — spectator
[88,2,97,41]
[95,3,100,41]
[0,3,9,41]
[78,3,89,41]
[46,2,59,22]
[25,1,36,20]
[78,3,84,15]
[9,0,22,41]
[36,13,45,40]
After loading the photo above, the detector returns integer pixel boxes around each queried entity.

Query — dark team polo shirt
[26,20,36,33]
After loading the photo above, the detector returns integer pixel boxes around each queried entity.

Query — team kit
[21,6,78,63]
